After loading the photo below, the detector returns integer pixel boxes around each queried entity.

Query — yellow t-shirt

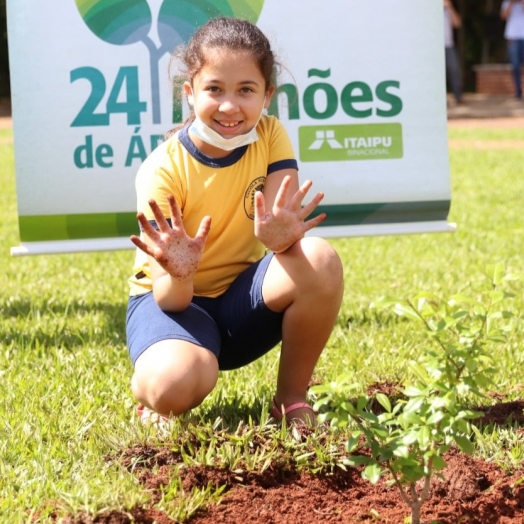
[128,115,298,298]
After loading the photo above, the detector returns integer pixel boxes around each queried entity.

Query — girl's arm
[255,168,326,253]
[131,196,211,312]
[501,0,515,20]
[446,1,462,28]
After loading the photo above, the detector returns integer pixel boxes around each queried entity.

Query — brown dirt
[53,397,524,524]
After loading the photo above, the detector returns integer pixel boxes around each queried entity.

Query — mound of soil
[60,449,524,523]
[183,451,524,523]
[56,400,524,524]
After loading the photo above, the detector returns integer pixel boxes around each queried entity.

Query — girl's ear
[264,86,275,109]
[183,81,194,106]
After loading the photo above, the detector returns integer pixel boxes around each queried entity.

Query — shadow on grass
[197,386,277,428]
[0,297,127,348]
[342,309,407,329]
[473,400,524,428]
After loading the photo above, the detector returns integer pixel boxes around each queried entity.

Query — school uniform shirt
[128,115,298,298]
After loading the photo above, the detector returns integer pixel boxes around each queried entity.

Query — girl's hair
[165,17,277,138]
[182,17,275,90]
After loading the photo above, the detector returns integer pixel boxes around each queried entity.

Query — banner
[7,0,454,256]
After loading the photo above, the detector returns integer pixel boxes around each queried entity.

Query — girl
[126,17,344,425]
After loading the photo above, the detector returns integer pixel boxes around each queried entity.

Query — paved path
[447,93,524,120]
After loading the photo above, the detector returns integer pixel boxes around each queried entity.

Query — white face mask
[189,117,260,151]
[188,94,266,152]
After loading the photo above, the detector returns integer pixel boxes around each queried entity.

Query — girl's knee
[265,237,343,309]
[132,344,219,416]
[296,237,343,285]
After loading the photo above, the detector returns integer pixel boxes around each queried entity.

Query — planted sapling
[312,264,520,524]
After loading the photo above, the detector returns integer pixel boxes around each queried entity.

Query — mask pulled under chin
[189,118,260,151]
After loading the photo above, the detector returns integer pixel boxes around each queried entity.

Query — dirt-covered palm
[254,176,326,253]
[130,195,211,281]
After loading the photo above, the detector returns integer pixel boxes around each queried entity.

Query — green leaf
[408,363,431,385]
[426,411,445,425]
[503,272,523,282]
[432,454,447,471]
[403,396,425,414]
[370,296,398,309]
[404,386,423,397]
[345,434,361,453]
[458,409,484,420]
[417,426,431,449]
[485,263,505,286]
[401,431,419,446]
[431,396,449,410]
[310,385,333,396]
[363,463,382,484]
[375,393,392,413]
[397,464,425,483]
[370,427,390,439]
[448,293,476,305]
[489,290,505,304]
[356,395,369,413]
[454,435,474,454]
[341,401,357,415]
[393,303,421,321]
[415,296,427,312]
[392,445,410,458]
[452,418,471,434]
[399,410,423,426]
[345,455,373,466]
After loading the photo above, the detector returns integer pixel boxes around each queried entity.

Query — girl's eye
[207,86,220,93]
[240,87,254,94]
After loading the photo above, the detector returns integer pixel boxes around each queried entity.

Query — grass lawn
[0,123,523,522]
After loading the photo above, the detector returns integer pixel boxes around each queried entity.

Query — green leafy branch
[312,264,521,524]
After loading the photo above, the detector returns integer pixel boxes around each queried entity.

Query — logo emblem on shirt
[244,177,265,219]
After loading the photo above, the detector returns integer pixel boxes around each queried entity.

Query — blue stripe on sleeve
[267,159,298,175]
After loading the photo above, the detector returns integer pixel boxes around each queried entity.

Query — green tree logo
[74,0,265,123]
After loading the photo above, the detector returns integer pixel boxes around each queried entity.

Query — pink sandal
[271,397,316,425]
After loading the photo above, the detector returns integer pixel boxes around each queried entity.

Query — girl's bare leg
[262,237,344,422]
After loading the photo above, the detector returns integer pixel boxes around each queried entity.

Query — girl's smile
[215,119,242,134]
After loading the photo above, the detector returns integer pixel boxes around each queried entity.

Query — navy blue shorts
[126,253,284,371]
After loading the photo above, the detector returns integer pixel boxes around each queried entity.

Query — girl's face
[184,48,274,156]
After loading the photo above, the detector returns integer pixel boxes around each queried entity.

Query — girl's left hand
[254,175,326,253]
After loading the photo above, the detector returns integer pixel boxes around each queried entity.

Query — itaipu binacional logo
[74,0,265,124]
[299,123,404,162]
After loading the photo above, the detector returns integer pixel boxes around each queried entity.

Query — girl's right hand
[130,196,211,281]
